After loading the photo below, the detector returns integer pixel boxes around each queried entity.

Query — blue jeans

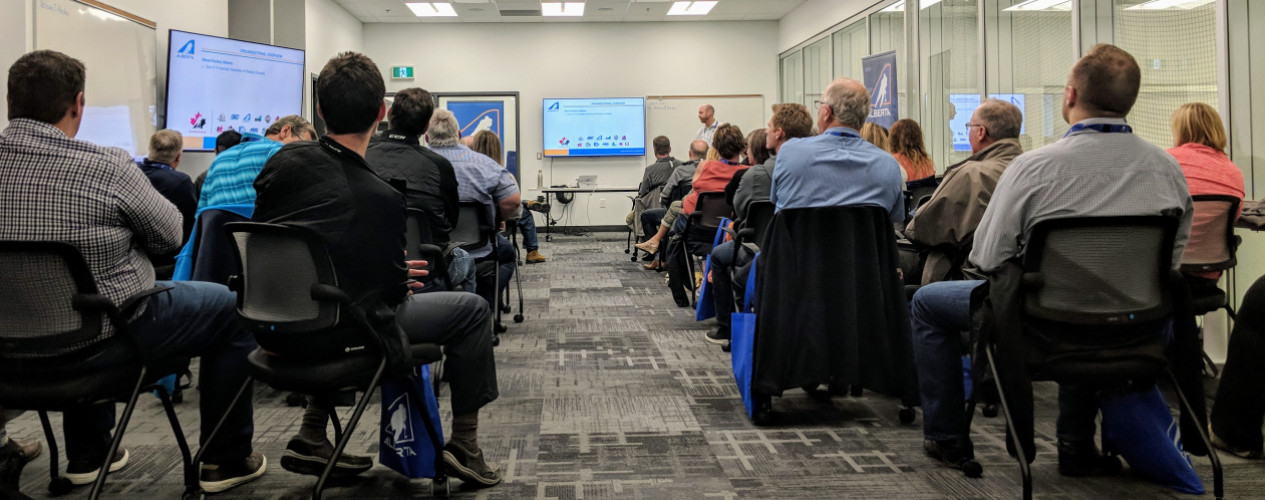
[518,202,539,252]
[68,281,256,465]
[447,247,476,294]
[911,280,1098,444]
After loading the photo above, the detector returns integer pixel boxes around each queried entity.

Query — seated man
[909,44,1193,475]
[427,109,519,305]
[198,114,315,210]
[136,129,197,278]
[627,135,677,248]
[638,139,707,265]
[365,86,474,291]
[193,130,244,202]
[253,52,501,487]
[904,98,1024,284]
[0,50,262,493]
[706,103,813,344]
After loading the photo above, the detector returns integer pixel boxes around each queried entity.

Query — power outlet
[600,198,606,208]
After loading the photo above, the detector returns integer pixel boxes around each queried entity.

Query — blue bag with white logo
[730,254,758,417]
[1100,386,1203,494]
[378,365,444,478]
[696,219,732,321]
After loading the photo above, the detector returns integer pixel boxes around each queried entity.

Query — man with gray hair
[138,129,197,244]
[905,98,1024,284]
[770,77,904,222]
[198,114,315,209]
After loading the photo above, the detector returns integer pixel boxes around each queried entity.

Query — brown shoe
[643,260,662,271]
[525,250,547,263]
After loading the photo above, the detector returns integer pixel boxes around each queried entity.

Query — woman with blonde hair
[889,118,935,182]
[1168,102,1244,280]
[469,130,548,263]
[860,122,890,152]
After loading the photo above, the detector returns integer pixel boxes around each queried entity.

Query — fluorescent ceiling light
[405,2,458,16]
[542,2,585,16]
[1004,0,1072,11]
[667,1,718,16]
[1125,0,1215,10]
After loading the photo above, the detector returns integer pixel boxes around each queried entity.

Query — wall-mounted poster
[437,94,520,182]
[862,50,898,129]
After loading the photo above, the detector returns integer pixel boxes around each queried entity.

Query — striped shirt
[0,119,182,333]
[430,144,519,258]
[197,136,284,209]
[970,118,1193,273]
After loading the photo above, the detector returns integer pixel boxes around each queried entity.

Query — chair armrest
[411,343,443,365]
[736,227,755,243]
[227,274,242,293]
[722,226,738,240]
[310,283,354,305]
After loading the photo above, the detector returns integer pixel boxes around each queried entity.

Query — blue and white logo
[178,40,196,54]
[547,101,560,111]
[383,393,415,447]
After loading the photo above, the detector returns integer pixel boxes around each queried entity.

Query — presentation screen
[948,93,1026,152]
[164,30,305,151]
[542,98,646,157]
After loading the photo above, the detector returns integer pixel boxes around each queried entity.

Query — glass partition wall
[984,0,1075,153]
[920,0,979,171]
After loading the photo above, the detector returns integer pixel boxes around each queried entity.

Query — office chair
[452,201,508,339]
[199,223,448,500]
[0,241,190,500]
[680,191,734,307]
[1180,195,1241,376]
[975,216,1221,500]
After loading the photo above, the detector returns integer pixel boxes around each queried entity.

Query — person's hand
[499,221,506,231]
[405,260,428,295]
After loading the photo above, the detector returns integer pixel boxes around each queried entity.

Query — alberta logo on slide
[548,102,560,111]
[178,39,195,55]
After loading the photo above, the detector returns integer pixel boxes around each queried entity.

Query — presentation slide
[164,30,305,151]
[948,93,1026,152]
[542,98,646,157]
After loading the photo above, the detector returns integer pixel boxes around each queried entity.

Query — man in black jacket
[366,87,459,244]
[254,52,501,488]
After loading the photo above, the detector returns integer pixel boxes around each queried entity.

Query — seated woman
[860,122,890,153]
[1167,102,1244,283]
[471,130,548,264]
[890,118,936,185]
[635,144,726,256]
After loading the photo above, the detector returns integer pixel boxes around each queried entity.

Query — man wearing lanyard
[908,44,1192,475]
[695,104,720,145]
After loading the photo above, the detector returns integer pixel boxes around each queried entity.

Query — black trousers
[396,292,498,415]
[1210,274,1265,452]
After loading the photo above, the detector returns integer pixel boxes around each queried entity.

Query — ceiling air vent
[498,9,542,16]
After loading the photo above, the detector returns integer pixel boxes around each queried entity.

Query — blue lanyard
[1064,121,1132,138]
[825,128,861,139]
[719,159,738,166]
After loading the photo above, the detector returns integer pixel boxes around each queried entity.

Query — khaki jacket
[905,138,1023,284]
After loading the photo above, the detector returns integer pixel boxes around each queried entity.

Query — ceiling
[334,0,807,23]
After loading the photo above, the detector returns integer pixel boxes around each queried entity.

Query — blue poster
[862,51,898,128]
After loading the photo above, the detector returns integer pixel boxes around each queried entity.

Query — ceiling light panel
[405,2,458,16]
[542,2,585,16]
[667,1,718,16]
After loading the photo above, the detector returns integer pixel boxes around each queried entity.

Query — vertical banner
[862,51,898,128]
[446,101,510,175]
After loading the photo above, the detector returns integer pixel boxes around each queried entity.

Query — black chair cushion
[1190,287,1227,316]
[0,340,189,410]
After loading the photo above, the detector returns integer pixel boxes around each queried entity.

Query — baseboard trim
[544,225,628,233]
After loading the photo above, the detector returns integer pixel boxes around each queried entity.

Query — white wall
[305,0,364,123]
[364,21,780,226]
[779,0,878,52]
[0,0,229,175]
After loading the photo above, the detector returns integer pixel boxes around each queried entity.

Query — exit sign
[391,66,414,79]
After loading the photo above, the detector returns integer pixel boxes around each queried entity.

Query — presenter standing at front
[695,104,720,145]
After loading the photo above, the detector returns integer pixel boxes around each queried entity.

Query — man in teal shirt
[197,115,315,209]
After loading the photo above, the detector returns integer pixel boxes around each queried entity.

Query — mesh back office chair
[726,200,775,268]
[904,176,941,224]
[977,216,1222,500]
[405,208,454,291]
[1182,195,1240,318]
[0,241,191,500]
[501,217,526,324]
[453,201,508,339]
[196,223,448,499]
[682,192,734,306]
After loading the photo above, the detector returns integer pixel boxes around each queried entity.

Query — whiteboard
[34,0,157,157]
[644,95,766,161]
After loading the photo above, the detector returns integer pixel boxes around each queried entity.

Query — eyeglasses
[813,100,824,110]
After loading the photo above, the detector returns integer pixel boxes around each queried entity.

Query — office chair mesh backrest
[744,201,776,247]
[405,208,429,257]
[0,241,101,358]
[1181,195,1238,272]
[229,227,328,325]
[1022,217,1175,324]
[451,202,492,254]
[695,191,732,229]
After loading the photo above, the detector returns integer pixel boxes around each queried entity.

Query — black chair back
[451,201,495,255]
[1020,216,1177,325]
[668,181,693,204]
[225,223,339,332]
[1181,194,1239,273]
[405,208,433,256]
[0,241,102,360]
[904,176,941,222]
[743,200,776,248]
[694,191,733,229]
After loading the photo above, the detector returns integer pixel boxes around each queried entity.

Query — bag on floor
[379,365,444,478]
[1100,386,1203,495]
[695,219,732,321]
[730,253,759,417]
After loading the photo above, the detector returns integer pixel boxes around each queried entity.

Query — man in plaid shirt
[0,50,265,494]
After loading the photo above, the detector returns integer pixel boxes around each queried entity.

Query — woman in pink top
[636,124,746,254]
[1168,102,1245,281]
[890,118,936,183]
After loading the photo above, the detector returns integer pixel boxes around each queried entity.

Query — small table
[539,186,640,242]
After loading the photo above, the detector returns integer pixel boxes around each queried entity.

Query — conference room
[1,0,1263,498]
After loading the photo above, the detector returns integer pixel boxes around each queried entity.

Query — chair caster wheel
[491,335,501,347]
[514,313,524,323]
[962,460,983,478]
[432,477,451,497]
[899,407,916,424]
[181,487,205,500]
[631,256,638,262]
[500,305,511,313]
[172,388,184,404]
[624,248,631,254]
[981,404,998,418]
[721,342,731,352]
[49,477,73,496]
[495,323,507,334]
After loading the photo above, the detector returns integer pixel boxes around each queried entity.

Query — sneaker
[280,437,374,477]
[525,250,547,264]
[1057,440,1117,477]
[1210,425,1263,459]
[199,452,266,494]
[442,441,501,487]
[705,327,730,345]
[0,439,42,489]
[525,200,551,214]
[64,449,128,486]
[923,438,974,469]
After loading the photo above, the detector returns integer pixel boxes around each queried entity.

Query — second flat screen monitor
[542,98,646,157]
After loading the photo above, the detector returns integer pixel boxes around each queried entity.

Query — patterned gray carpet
[5,233,1255,498]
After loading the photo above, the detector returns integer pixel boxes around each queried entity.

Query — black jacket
[753,206,919,406]
[366,130,460,244]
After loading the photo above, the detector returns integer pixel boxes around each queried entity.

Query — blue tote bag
[695,218,732,321]
[730,254,758,417]
[1100,386,1204,494]
[379,365,445,478]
